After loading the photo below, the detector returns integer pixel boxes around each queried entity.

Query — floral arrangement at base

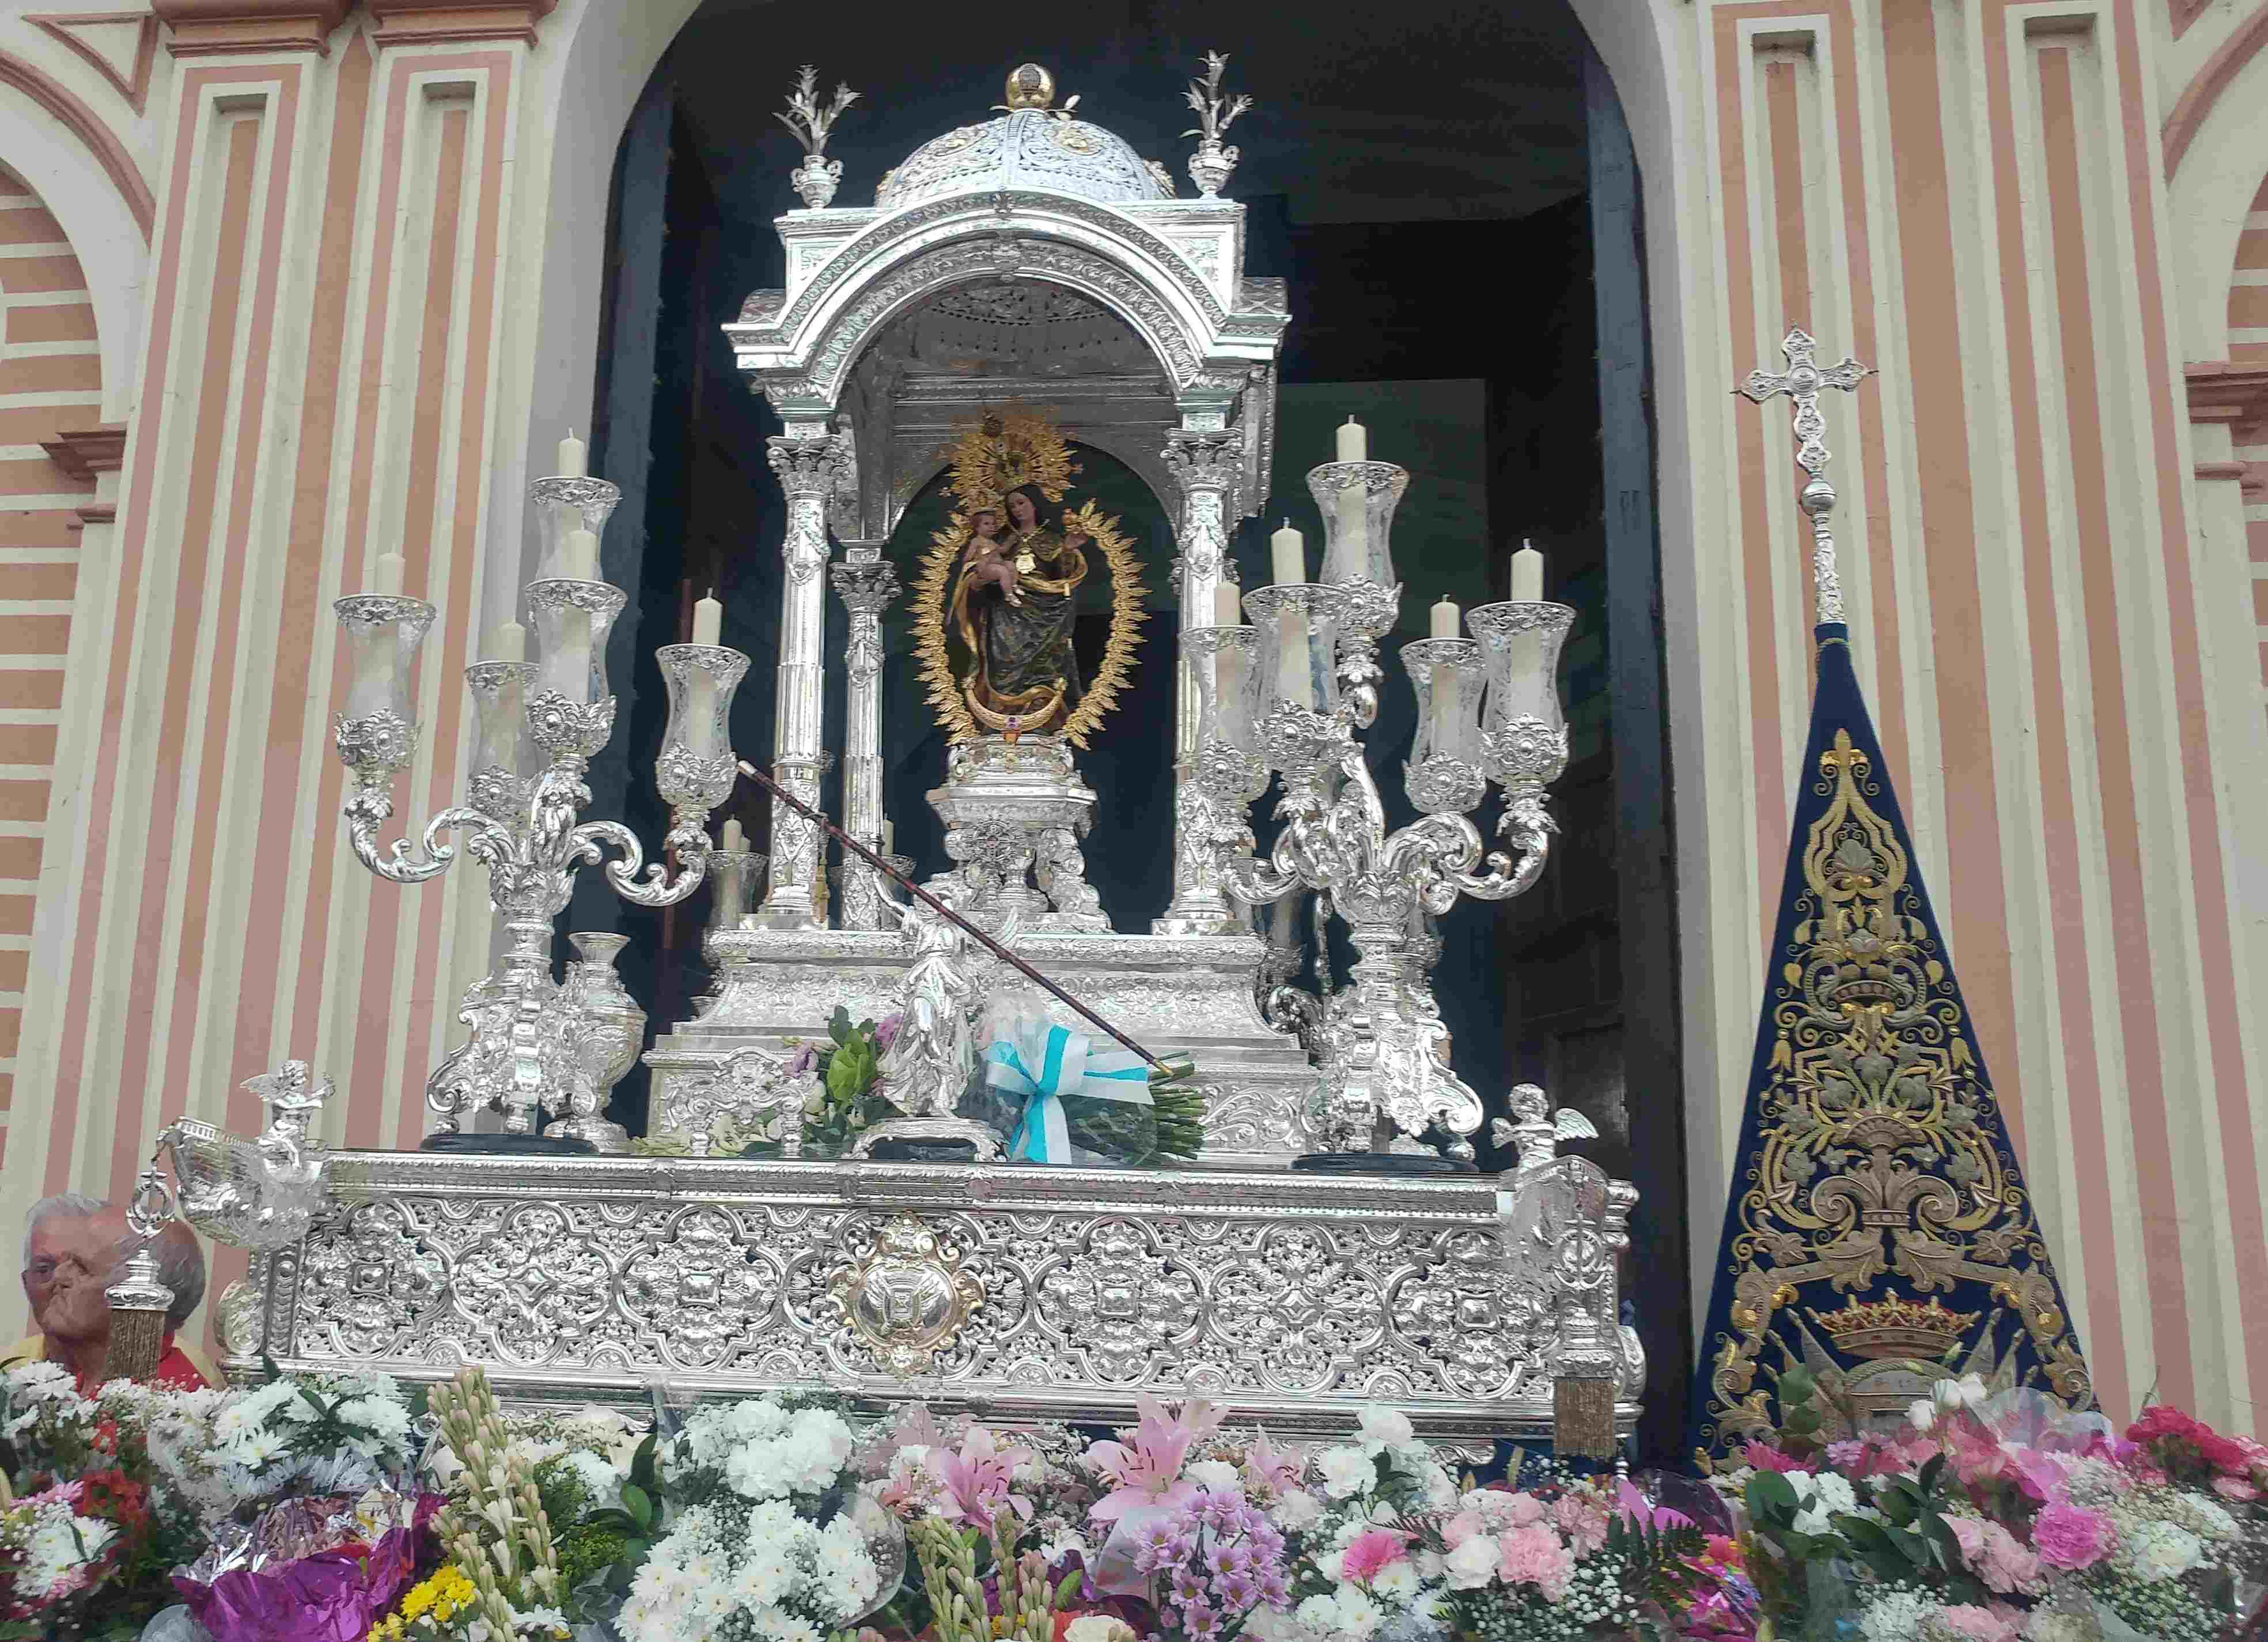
[0,1352,2259,1642]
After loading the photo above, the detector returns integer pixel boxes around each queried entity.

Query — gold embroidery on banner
[1703,730,2090,1453]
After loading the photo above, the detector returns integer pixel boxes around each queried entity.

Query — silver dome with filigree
[876,66,1175,213]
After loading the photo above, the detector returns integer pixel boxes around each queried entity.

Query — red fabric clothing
[152,1340,207,1391]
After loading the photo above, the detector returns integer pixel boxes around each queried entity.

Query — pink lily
[1087,1395,1221,1523]
[1244,1427,1307,1496]
[934,1426,1036,1530]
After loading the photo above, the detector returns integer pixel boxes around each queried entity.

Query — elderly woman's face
[22,1208,127,1343]
[1006,492,1036,529]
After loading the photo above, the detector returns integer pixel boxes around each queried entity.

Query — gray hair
[152,1229,207,1330]
[22,1192,107,1272]
[22,1192,207,1329]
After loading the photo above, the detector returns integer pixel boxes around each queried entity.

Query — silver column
[1153,427,1246,936]
[830,548,900,930]
[752,430,846,928]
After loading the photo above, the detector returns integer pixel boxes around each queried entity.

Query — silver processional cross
[1737,327,1873,627]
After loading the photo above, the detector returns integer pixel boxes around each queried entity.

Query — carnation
[2031,1503,2115,1571]
[1315,1447,1373,1500]
[1355,1407,1414,1449]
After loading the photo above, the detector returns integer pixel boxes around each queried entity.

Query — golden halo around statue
[911,496,1147,752]
[940,406,1078,513]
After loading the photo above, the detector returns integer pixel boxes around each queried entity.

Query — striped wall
[0,0,2262,1433]
[0,4,550,1348]
[0,164,101,1162]
[1684,0,2268,1432]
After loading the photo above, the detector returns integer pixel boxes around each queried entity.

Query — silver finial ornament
[1736,327,1874,627]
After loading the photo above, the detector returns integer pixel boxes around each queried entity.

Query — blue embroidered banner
[1690,623,2092,1462]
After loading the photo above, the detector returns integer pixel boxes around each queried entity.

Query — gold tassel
[100,1242,172,1385]
[1553,1372,1618,1460]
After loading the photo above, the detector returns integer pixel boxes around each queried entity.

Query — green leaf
[1747,1469,1800,1524]
[622,1484,654,1530]
[1918,1453,1947,1493]
[830,1006,853,1046]
[1056,1570,1085,1606]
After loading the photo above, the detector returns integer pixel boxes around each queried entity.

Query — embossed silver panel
[264,1151,1641,1448]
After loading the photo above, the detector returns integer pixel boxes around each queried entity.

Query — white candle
[721,818,747,853]
[1511,540,1546,603]
[1213,582,1241,626]
[548,619,592,701]
[374,552,406,596]
[557,428,586,479]
[1430,600,1461,746]
[1267,521,1309,708]
[881,818,895,854]
[1334,482,1366,578]
[1270,519,1305,586]
[1336,416,1367,462]
[565,527,600,581]
[485,620,526,663]
[692,590,723,647]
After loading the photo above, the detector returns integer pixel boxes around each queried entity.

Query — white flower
[1792,1505,1834,1536]
[1932,1374,1988,1410]
[1316,1446,1375,1500]
[1330,1586,1381,1639]
[1188,1459,1240,1491]
[1274,1488,1323,1529]
[1858,1591,1930,1641]
[2025,1616,2088,1642]
[1442,1533,1498,1589]
[1808,1472,1858,1515]
[1356,1406,1414,1448]
[1293,1595,1344,1635]
[1064,1618,1139,1642]
[2122,1519,2204,1582]
[1370,1560,1422,1601]
[1908,1399,1938,1431]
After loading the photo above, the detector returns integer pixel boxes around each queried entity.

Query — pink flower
[1086,1396,1222,1523]
[2031,1503,2115,1572]
[1338,1527,1410,1587]
[1500,1492,1547,1528]
[1243,1428,1306,1497]
[934,1427,1037,1530]
[1495,1525,1572,1602]
[1740,1442,1805,1473]
[1948,1517,2039,1595]
[1936,1603,2021,1642]
[2213,1475,2260,1501]
[1441,1511,1487,1549]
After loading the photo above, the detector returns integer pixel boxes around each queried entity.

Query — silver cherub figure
[1493,1082,1599,1175]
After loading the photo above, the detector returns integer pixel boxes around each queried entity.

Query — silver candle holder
[331,466,749,1144]
[1199,484,1573,1160]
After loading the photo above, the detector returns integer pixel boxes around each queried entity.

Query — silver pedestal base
[652,928,1320,1166]
[251,1150,1643,1455]
[927,735,1108,933]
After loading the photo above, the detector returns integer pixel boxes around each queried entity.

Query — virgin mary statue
[949,483,1091,734]
[912,407,1146,750]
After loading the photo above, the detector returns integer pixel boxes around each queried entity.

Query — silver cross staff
[1737,327,1874,627]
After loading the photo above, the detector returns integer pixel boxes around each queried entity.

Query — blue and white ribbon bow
[986,1017,1150,1164]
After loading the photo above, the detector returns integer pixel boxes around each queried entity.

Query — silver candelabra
[1199,451,1574,1159]
[331,464,749,1144]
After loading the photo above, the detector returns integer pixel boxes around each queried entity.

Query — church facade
[0,0,2261,1434]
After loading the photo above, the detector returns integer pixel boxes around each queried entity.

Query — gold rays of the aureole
[940,406,1079,511]
[911,499,1148,752]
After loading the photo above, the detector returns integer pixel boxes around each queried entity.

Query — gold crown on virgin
[940,406,1080,514]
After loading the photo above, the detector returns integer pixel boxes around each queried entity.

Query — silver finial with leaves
[1183,51,1252,198]
[778,64,860,210]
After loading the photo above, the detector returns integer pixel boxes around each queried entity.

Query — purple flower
[1171,1568,1207,1606]
[1256,1572,1290,1608]
[1179,1601,1221,1638]
[1205,1542,1248,1579]
[874,1013,903,1052]
[786,1043,819,1078]
[1214,1571,1262,1610]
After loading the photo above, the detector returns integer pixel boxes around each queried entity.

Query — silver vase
[543,932,643,1153]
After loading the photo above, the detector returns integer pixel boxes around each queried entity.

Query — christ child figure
[960,507,1021,605]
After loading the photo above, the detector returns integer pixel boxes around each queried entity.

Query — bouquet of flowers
[1701,1367,2257,1641]
[0,1470,152,1636]
[611,1396,889,1642]
[976,990,1205,1166]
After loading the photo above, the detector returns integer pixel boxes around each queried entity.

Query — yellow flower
[376,1563,478,1639]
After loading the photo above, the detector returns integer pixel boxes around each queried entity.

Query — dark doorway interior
[585,2,1690,1459]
